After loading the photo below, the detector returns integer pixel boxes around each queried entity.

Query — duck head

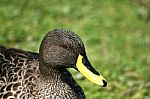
[39,28,107,87]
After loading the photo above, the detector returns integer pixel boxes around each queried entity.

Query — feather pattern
[0,46,85,99]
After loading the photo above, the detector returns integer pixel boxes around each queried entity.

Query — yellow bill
[76,54,107,87]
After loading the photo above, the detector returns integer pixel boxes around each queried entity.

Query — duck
[0,28,107,99]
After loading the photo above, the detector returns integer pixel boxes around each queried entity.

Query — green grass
[0,0,150,98]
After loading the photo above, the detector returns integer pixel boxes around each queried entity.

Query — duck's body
[0,28,107,99]
[0,46,84,99]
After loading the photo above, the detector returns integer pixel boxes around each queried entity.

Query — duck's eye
[61,43,70,49]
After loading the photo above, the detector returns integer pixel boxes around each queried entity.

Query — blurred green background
[0,0,150,98]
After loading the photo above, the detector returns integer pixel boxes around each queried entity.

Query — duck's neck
[37,64,78,98]
[39,63,62,81]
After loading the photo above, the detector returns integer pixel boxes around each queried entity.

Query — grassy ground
[0,0,150,98]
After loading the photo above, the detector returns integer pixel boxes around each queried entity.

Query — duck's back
[0,46,40,99]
